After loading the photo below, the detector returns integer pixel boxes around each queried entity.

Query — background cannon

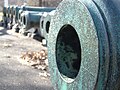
[21,6,55,12]
[17,6,55,33]
[18,6,55,24]
[2,6,10,28]
[3,6,7,17]
[47,0,120,90]
[13,6,21,23]
[39,12,48,38]
[39,10,55,46]
[10,5,15,19]
[42,10,55,40]
[6,6,10,18]
[8,5,17,29]
[6,6,21,32]
[19,11,43,34]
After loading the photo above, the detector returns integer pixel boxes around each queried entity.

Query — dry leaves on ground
[19,49,49,76]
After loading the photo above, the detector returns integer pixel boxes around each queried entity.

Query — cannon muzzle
[42,10,55,40]
[21,11,42,30]
[47,0,120,90]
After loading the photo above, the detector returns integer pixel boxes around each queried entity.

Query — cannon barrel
[21,6,55,12]
[18,6,55,24]
[14,6,21,23]
[47,0,120,90]
[19,11,25,28]
[6,6,10,18]
[2,6,11,28]
[39,12,48,38]
[3,6,7,17]
[2,6,8,28]
[9,5,16,23]
[10,5,14,18]
[21,11,43,30]
[18,10,41,25]
[7,5,17,29]
[42,10,55,40]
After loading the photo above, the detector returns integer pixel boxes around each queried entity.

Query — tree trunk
[39,0,42,6]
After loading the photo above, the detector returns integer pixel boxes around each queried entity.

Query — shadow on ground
[0,84,53,90]
[0,27,9,36]
[0,59,54,90]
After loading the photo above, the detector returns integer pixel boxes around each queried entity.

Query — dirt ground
[0,26,54,90]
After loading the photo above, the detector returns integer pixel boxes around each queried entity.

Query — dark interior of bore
[13,10,15,15]
[23,16,26,25]
[56,24,81,79]
[18,13,21,20]
[20,17,22,23]
[46,21,50,33]
[41,20,44,29]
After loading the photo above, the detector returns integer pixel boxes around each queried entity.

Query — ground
[0,27,54,90]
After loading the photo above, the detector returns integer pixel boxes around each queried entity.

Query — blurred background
[0,0,63,11]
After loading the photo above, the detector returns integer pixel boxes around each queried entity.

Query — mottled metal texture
[48,0,120,90]
[93,0,120,89]
[21,11,43,30]
[48,0,100,90]
[42,10,56,40]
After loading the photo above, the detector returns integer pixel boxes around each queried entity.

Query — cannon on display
[47,0,120,90]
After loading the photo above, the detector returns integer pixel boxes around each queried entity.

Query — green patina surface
[48,0,100,90]
[48,0,120,89]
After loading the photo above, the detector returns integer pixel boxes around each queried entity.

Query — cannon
[8,5,17,29]
[2,5,21,29]
[47,0,120,90]
[2,6,10,28]
[6,6,10,18]
[9,5,15,19]
[18,6,55,24]
[39,10,55,45]
[2,6,7,27]
[11,6,21,31]
[19,11,43,33]
[42,10,55,40]
[13,6,21,23]
[18,10,41,27]
[39,12,48,38]
[21,6,56,12]
[9,6,14,22]
[18,6,55,34]
[3,6,7,17]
